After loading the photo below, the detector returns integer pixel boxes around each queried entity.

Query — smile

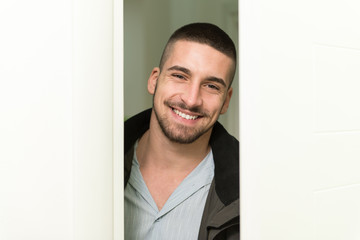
[172,108,199,120]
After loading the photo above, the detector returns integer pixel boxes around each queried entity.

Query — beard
[152,91,215,144]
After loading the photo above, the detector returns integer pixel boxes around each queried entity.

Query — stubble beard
[154,107,210,144]
[152,89,214,144]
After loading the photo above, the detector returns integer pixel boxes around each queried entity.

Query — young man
[124,23,239,239]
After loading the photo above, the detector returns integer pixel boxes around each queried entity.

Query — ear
[147,67,160,95]
[220,87,233,114]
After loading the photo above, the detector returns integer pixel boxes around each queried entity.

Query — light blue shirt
[124,143,214,240]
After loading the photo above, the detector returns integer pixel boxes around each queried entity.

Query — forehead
[164,40,234,85]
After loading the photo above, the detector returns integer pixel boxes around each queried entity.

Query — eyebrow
[167,65,227,88]
[167,65,191,76]
[206,76,227,88]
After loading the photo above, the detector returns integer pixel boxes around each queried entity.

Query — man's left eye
[206,84,220,90]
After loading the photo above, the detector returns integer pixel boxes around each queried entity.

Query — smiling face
[148,40,234,144]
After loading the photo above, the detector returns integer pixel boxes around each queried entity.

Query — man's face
[148,40,234,144]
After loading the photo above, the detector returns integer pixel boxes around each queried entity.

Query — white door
[240,0,360,239]
[0,0,118,239]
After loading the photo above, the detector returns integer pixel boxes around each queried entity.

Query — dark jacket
[124,109,239,240]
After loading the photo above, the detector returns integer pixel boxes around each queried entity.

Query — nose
[181,82,203,109]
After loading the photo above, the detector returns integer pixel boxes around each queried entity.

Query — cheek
[158,82,184,98]
[204,98,224,114]
[153,84,173,106]
[215,95,230,113]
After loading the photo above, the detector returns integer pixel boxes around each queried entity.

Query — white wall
[73,0,115,239]
[0,1,74,239]
[240,0,360,239]
[0,0,119,239]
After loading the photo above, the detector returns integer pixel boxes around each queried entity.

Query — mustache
[164,100,209,117]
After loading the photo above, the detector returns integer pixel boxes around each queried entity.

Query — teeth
[173,109,198,120]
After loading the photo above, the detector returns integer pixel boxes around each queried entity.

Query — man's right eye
[172,74,185,79]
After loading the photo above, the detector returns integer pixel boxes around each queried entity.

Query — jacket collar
[124,108,239,206]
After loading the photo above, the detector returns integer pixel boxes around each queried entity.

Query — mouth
[172,108,200,120]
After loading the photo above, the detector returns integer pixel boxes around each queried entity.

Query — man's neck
[135,113,212,210]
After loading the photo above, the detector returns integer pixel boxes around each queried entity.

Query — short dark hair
[159,23,237,84]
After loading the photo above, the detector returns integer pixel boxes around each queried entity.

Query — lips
[172,108,199,120]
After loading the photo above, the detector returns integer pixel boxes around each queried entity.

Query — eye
[205,84,220,91]
[172,74,186,79]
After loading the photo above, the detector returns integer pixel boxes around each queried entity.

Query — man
[124,23,239,239]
